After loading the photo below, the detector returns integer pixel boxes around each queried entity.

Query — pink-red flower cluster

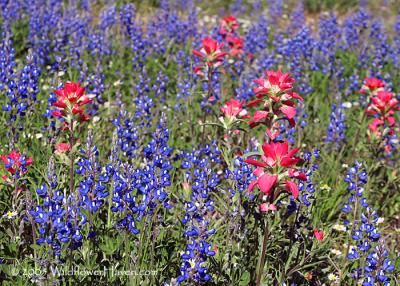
[366,91,398,125]
[361,77,399,154]
[219,16,239,37]
[220,98,246,119]
[245,141,306,200]
[366,91,398,141]
[247,70,303,138]
[226,36,244,57]
[192,38,227,77]
[360,77,385,94]
[55,142,71,153]
[237,71,307,211]
[52,82,92,122]
[219,15,247,59]
[314,229,324,241]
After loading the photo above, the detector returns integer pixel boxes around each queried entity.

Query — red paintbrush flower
[220,98,246,118]
[52,82,92,122]
[246,141,306,199]
[366,91,398,129]
[55,143,71,153]
[219,15,239,37]
[192,38,227,77]
[314,229,324,241]
[245,141,300,168]
[368,118,384,136]
[246,71,303,134]
[253,70,295,95]
[366,91,398,115]
[360,77,385,94]
[226,36,244,57]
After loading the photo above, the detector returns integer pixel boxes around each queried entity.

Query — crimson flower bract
[192,38,227,77]
[245,141,306,199]
[52,82,92,122]
[220,98,246,118]
[360,77,385,94]
[219,15,239,37]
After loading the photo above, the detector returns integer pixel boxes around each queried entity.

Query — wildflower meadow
[0,0,399,285]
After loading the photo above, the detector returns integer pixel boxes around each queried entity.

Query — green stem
[69,120,75,195]
[256,218,269,286]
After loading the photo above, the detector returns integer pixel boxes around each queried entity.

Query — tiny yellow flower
[321,184,331,191]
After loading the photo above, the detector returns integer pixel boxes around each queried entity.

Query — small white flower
[58,71,65,77]
[35,133,43,139]
[377,217,385,224]
[239,109,247,117]
[333,224,346,232]
[328,273,338,282]
[3,211,17,219]
[342,164,349,168]
[331,249,342,256]
[342,102,352,108]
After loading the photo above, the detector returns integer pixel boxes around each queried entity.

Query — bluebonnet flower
[152,71,169,99]
[230,0,247,15]
[2,51,41,145]
[111,114,173,234]
[0,35,16,90]
[286,1,305,34]
[175,78,193,110]
[346,71,360,96]
[325,102,346,149]
[299,151,319,208]
[267,0,283,28]
[30,157,88,257]
[227,156,256,197]
[76,129,111,212]
[342,163,395,284]
[391,14,400,69]
[236,71,256,101]
[368,20,390,77]
[175,142,221,284]
[342,9,369,51]
[245,15,269,56]
[112,108,142,159]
